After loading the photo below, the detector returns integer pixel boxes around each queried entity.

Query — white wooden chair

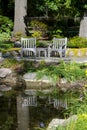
[48,37,67,57]
[21,37,36,58]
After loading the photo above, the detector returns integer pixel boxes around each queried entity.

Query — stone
[47,115,78,130]
[2,52,11,58]
[11,51,19,57]
[23,73,36,81]
[0,68,25,89]
[23,72,53,89]
[0,84,12,91]
[63,115,78,126]
[47,119,65,130]
[0,68,12,78]
[14,41,21,47]
[60,78,67,84]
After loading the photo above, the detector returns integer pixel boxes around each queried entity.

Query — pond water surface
[0,91,65,130]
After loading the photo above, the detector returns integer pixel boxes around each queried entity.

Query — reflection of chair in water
[22,95,37,107]
[48,37,67,57]
[21,37,36,58]
[53,99,67,109]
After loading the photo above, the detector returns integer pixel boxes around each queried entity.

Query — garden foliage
[68,36,87,48]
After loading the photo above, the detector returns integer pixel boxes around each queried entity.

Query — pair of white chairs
[20,37,67,58]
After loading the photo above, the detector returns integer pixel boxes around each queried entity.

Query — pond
[0,90,66,130]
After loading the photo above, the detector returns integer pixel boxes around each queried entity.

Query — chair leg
[34,53,36,62]
[48,51,51,58]
[21,51,23,58]
[59,52,62,58]
[44,50,47,57]
[62,50,66,57]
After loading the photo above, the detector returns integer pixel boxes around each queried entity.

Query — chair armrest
[62,45,65,49]
[48,43,53,48]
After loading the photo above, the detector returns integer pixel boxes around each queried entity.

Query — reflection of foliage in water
[0,91,17,130]
[1,116,14,130]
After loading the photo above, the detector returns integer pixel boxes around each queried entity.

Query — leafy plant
[52,29,63,38]
[0,15,13,34]
[30,20,47,32]
[65,88,87,117]
[0,41,13,48]
[68,36,87,48]
[74,114,87,130]
[27,61,85,85]
[0,15,13,43]
[0,33,11,42]
[32,31,42,39]
[29,20,48,37]
[0,41,14,53]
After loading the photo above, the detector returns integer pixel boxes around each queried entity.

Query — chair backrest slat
[21,37,36,48]
[53,37,67,49]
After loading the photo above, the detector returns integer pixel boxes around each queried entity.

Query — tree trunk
[79,11,87,38]
[14,0,27,35]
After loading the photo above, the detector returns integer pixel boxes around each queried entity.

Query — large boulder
[23,72,53,90]
[0,68,25,89]
[47,115,78,130]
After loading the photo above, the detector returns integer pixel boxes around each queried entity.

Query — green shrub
[28,20,48,37]
[30,20,47,31]
[0,15,13,34]
[75,114,87,130]
[68,36,87,48]
[0,41,14,52]
[0,33,11,42]
[52,29,63,38]
[32,31,42,39]
[0,15,13,42]
[65,88,87,117]
[36,40,49,47]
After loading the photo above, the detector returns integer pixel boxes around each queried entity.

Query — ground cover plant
[26,61,86,84]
